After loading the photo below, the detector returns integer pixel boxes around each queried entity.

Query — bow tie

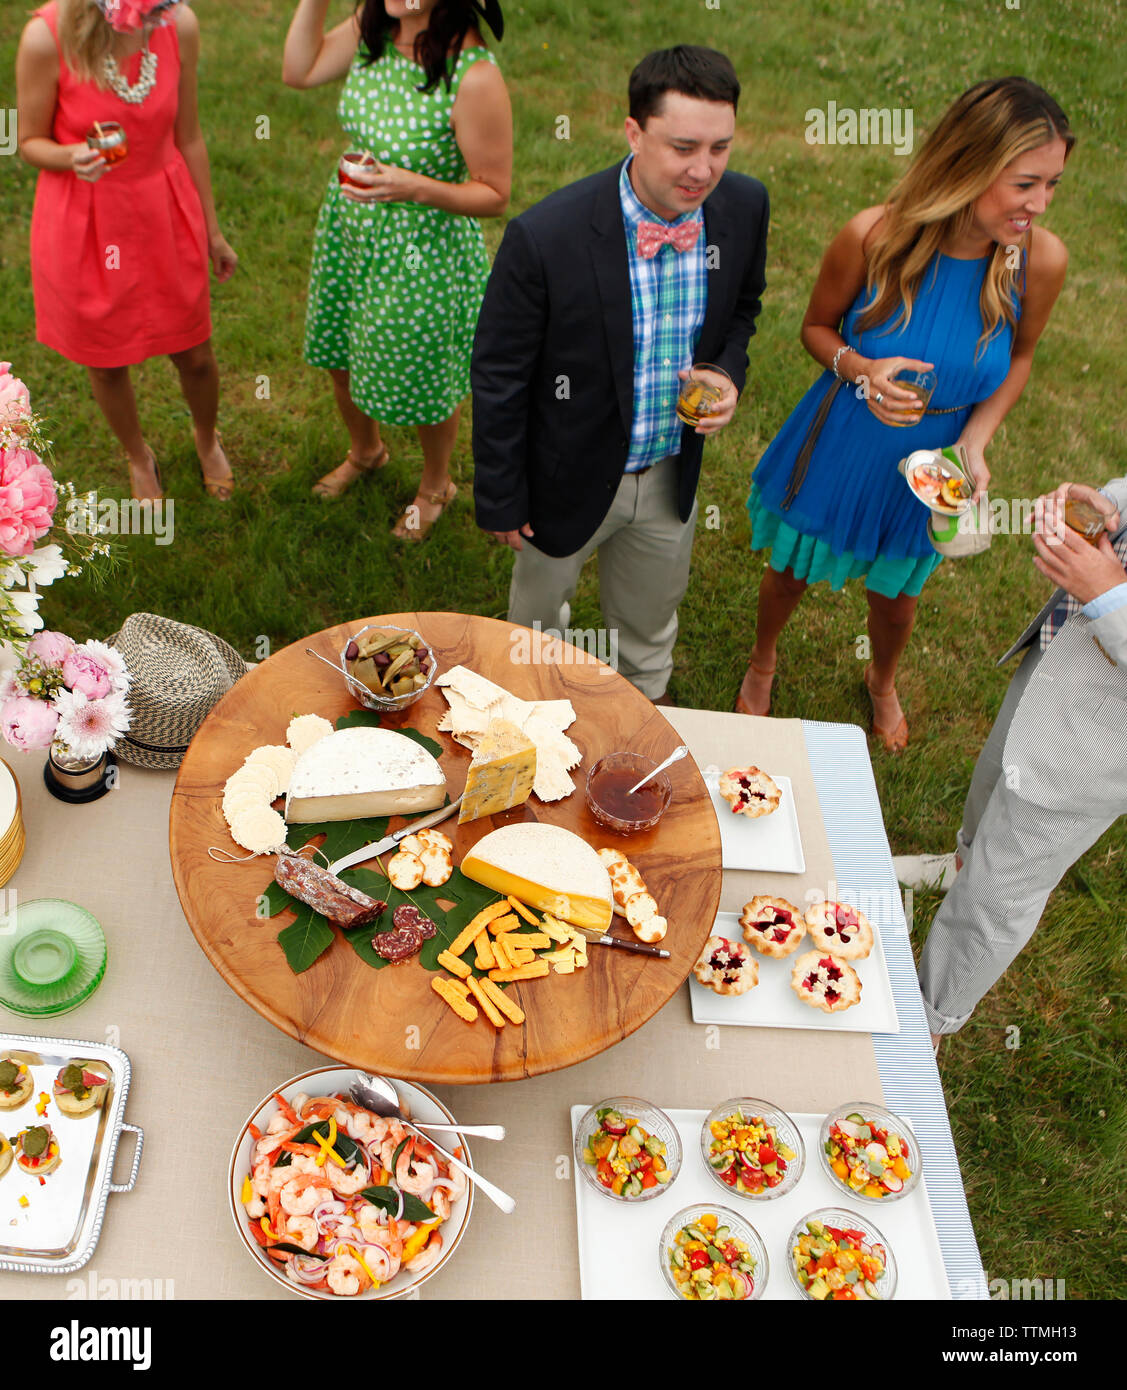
[636,219,702,259]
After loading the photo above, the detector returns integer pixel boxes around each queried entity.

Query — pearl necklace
[103,40,158,105]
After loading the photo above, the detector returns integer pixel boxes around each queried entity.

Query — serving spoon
[627,743,689,795]
[349,1075,515,1214]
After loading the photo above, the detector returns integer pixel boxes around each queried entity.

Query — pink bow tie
[636,220,701,259]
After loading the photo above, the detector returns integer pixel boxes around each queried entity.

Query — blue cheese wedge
[285,727,446,824]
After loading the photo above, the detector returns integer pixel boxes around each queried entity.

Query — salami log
[274,853,387,931]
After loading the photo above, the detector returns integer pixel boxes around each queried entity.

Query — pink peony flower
[0,444,57,557]
[0,363,31,430]
[62,649,112,699]
[27,630,76,669]
[1,695,58,751]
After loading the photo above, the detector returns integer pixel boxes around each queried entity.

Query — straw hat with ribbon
[105,613,249,770]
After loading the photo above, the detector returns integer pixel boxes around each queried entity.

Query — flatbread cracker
[229,806,287,855]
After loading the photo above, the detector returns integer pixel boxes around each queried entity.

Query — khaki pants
[508,456,697,699]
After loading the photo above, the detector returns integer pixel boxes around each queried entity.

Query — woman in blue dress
[736,78,1074,749]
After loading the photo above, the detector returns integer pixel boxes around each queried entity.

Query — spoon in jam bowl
[627,744,688,795]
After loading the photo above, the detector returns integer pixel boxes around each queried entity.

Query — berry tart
[718,767,780,818]
[805,901,874,961]
[790,950,862,1013]
[693,937,759,996]
[740,895,806,958]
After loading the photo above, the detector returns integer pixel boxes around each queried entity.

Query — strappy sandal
[199,430,236,502]
[392,479,457,542]
[863,665,909,752]
[129,447,164,503]
[734,659,776,717]
[312,443,390,499]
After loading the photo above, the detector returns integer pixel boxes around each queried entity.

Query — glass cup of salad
[700,1097,806,1200]
[659,1204,769,1301]
[818,1101,922,1204]
[787,1207,898,1301]
[575,1096,682,1202]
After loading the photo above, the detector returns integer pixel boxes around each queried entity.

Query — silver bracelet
[831,344,853,381]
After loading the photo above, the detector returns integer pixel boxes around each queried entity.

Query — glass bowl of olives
[339,625,439,713]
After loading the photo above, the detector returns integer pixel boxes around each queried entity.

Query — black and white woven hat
[105,612,249,770]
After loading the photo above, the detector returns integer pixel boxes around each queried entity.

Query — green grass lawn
[1,0,1125,1298]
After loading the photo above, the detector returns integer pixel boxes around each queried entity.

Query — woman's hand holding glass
[856,355,935,428]
[339,160,422,205]
[71,145,108,183]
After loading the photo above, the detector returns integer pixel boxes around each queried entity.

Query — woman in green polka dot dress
[284,0,512,538]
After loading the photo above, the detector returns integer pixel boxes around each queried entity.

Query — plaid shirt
[1040,501,1127,650]
[619,157,707,472]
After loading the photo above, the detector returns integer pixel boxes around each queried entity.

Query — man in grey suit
[919,478,1127,1043]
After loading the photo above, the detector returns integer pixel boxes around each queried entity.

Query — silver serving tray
[0,1032,142,1275]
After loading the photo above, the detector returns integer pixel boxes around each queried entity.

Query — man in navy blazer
[471,46,769,701]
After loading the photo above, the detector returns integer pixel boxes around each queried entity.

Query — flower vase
[43,747,116,804]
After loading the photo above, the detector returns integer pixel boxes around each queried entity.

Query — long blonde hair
[857,78,1075,351]
[55,0,115,89]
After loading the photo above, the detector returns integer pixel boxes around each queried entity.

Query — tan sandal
[129,447,164,503]
[200,431,236,502]
[312,443,390,499]
[392,479,457,542]
[864,665,909,753]
[734,659,776,717]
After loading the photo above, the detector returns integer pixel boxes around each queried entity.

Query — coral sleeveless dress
[29,2,210,368]
[748,253,1017,598]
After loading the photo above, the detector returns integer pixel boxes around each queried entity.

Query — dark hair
[628,46,740,127]
[356,0,494,93]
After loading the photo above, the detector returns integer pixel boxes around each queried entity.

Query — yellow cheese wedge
[459,823,614,931]
[457,719,537,824]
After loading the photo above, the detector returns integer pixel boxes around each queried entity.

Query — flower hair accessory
[94,0,184,34]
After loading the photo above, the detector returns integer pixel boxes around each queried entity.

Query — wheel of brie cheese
[284,727,447,825]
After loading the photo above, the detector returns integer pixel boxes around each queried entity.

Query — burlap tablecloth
[0,714,883,1300]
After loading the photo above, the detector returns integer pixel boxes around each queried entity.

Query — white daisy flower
[53,688,129,761]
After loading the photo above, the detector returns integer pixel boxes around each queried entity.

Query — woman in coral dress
[16,0,237,500]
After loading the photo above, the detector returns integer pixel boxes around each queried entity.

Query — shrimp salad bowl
[228,1066,474,1300]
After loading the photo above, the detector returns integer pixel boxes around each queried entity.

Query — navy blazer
[471,160,770,557]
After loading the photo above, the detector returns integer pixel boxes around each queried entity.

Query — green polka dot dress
[303,44,497,425]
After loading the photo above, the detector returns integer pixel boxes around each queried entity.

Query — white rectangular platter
[689,909,900,1034]
[571,1105,949,1300]
[707,773,805,873]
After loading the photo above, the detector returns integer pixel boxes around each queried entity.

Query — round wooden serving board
[170,613,721,1084]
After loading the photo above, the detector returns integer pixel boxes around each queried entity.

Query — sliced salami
[274,853,387,931]
[391,904,437,940]
[372,923,425,963]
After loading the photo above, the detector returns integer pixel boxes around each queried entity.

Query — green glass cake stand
[0,899,107,1017]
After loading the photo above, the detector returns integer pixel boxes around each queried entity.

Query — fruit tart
[718,767,780,818]
[805,901,874,961]
[693,937,759,996]
[740,895,805,958]
[790,950,861,1013]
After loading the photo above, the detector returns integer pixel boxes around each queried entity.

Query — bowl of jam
[585,752,672,835]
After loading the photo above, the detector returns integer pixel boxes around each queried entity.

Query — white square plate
[688,909,900,1033]
[707,772,805,873]
[571,1106,949,1300]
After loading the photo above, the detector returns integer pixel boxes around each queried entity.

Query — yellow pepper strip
[401,1220,438,1263]
[240,1176,253,1205]
[313,1116,347,1169]
[18,1195,29,1208]
[260,1216,278,1239]
[344,1243,380,1289]
[36,1092,50,1116]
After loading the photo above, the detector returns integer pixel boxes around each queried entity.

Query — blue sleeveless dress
[747,253,1017,597]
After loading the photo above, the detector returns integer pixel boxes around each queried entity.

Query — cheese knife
[326,794,464,876]
[572,928,671,959]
